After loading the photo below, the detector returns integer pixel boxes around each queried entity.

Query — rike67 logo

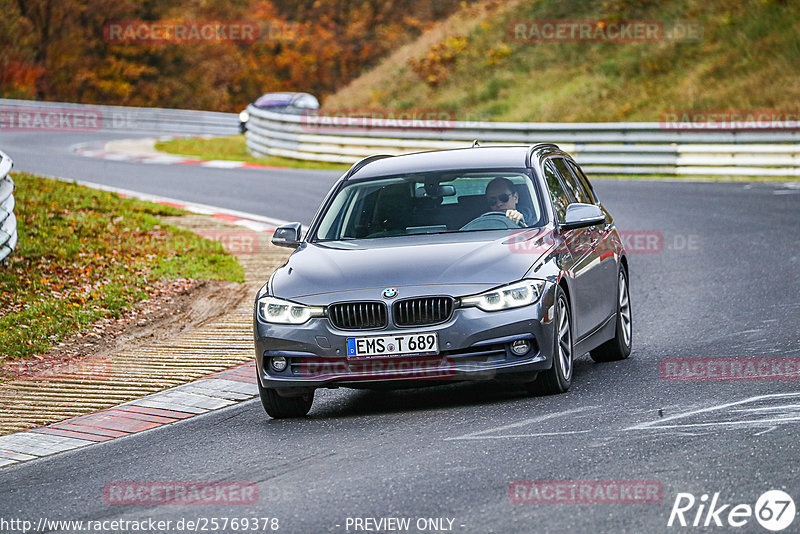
[668,490,796,531]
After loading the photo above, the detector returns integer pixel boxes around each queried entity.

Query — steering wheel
[459,211,524,231]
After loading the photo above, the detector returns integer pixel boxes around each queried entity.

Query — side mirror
[561,203,605,230]
[272,222,302,248]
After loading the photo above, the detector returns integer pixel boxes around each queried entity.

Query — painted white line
[731,404,800,413]
[449,430,592,440]
[140,156,188,164]
[624,392,800,431]
[78,150,106,158]
[99,153,132,161]
[444,406,599,441]
[201,160,246,168]
[753,426,778,436]
[632,415,800,430]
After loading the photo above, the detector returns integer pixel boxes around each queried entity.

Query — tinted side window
[566,160,597,204]
[552,158,591,204]
[543,161,572,224]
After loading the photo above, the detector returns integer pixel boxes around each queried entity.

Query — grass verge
[154,135,350,171]
[0,173,244,361]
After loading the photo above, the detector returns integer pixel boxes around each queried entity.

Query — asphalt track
[1,129,799,533]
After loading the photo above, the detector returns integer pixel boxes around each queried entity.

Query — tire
[590,267,632,362]
[528,286,573,395]
[258,381,314,418]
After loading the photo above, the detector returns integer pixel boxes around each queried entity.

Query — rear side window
[566,160,597,204]
[543,161,573,224]
[552,158,592,205]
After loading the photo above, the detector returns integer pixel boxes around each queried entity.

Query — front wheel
[528,287,573,395]
[590,267,632,362]
[258,381,314,418]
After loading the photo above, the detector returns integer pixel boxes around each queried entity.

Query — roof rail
[526,143,560,167]
[343,154,394,180]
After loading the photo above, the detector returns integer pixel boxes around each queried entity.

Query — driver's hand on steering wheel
[505,210,525,224]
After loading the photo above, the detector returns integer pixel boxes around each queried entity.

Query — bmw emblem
[382,288,398,299]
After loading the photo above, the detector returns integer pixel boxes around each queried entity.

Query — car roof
[346,145,562,180]
[254,92,318,108]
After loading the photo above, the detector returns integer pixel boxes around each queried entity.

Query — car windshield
[313,169,544,241]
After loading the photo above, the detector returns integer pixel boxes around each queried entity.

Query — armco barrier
[244,106,800,176]
[0,150,16,262]
[0,98,238,135]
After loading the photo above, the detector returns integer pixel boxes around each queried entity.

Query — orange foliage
[0,0,463,110]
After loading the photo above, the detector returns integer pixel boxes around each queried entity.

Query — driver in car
[485,177,526,225]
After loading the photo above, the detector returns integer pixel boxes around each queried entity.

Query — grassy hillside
[324,0,800,122]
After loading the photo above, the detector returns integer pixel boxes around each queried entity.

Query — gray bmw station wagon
[254,144,631,418]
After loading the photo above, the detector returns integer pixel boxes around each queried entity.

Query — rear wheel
[258,381,314,418]
[590,267,632,362]
[528,287,573,395]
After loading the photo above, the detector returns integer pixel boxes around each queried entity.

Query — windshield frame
[308,167,547,244]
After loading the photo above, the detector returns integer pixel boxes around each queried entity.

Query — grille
[393,296,454,327]
[328,302,387,330]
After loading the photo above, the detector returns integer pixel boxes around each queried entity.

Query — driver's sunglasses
[486,192,512,204]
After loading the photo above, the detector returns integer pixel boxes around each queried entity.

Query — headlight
[460,280,545,312]
[238,110,250,123]
[257,296,324,324]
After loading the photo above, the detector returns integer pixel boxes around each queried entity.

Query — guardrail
[0,98,238,135]
[245,106,800,176]
[0,150,16,262]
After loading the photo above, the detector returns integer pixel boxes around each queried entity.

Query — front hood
[271,229,553,301]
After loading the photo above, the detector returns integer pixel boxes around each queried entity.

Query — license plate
[346,333,439,358]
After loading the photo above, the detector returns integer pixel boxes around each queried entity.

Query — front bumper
[254,284,558,390]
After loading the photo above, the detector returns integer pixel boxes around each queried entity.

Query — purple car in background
[238,92,319,133]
